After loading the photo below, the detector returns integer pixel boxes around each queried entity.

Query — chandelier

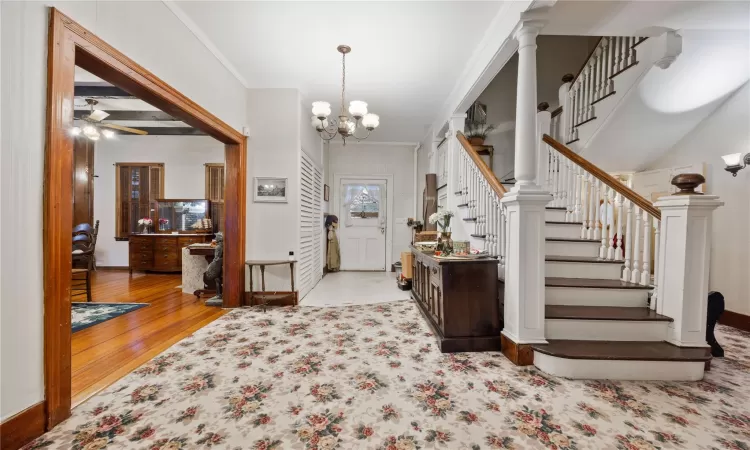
[311,45,379,145]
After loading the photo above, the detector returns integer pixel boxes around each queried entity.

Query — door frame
[44,8,247,429]
[333,173,394,271]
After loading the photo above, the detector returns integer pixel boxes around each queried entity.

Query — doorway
[335,176,391,271]
[44,8,246,430]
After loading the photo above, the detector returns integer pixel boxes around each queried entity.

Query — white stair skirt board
[545,319,669,341]
[546,261,623,280]
[545,209,567,222]
[545,240,600,258]
[545,223,583,239]
[533,352,705,381]
[545,287,649,307]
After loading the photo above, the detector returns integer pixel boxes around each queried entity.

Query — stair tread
[546,221,582,225]
[546,277,652,289]
[546,305,671,321]
[470,234,486,239]
[546,255,623,264]
[547,237,600,243]
[463,218,477,222]
[546,207,567,211]
[532,340,711,362]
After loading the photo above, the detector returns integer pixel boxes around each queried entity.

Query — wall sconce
[721,152,750,177]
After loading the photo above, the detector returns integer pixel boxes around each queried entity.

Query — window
[115,163,164,238]
[205,163,225,233]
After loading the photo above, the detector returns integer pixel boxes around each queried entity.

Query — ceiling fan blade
[100,123,149,135]
[88,109,109,122]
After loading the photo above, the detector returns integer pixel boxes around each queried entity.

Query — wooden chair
[73,220,99,270]
[71,234,95,302]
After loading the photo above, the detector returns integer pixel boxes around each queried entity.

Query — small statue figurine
[204,232,224,306]
[325,215,340,272]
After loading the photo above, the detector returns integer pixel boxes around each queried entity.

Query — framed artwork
[324,184,330,202]
[254,177,287,203]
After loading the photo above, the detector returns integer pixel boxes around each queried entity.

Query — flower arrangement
[158,218,169,225]
[428,209,453,232]
[138,217,153,226]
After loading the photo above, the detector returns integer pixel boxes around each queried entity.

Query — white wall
[0,1,247,420]
[93,136,224,267]
[476,35,599,179]
[246,89,301,290]
[648,82,750,315]
[329,143,416,265]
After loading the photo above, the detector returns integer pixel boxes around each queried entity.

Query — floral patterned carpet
[27,300,750,450]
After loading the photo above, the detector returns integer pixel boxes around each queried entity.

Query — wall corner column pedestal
[500,18,551,366]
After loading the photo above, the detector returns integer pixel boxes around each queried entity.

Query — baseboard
[500,334,535,366]
[0,401,46,450]
[243,291,298,307]
[720,310,750,333]
[96,266,129,271]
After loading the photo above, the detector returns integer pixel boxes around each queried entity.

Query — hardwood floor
[71,270,225,407]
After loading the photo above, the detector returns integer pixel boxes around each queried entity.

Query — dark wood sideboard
[129,234,212,273]
[411,247,500,352]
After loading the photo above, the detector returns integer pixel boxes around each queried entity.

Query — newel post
[654,174,723,348]
[500,18,552,365]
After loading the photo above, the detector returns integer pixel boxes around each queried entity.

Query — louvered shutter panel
[299,152,323,298]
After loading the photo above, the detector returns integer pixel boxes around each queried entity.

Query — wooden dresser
[129,234,211,273]
[411,247,500,352]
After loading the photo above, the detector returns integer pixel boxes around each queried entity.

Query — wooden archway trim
[44,8,246,430]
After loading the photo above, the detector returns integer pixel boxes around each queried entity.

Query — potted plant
[466,122,495,146]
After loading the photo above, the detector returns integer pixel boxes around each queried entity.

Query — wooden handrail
[573,37,604,84]
[542,134,661,220]
[456,132,507,198]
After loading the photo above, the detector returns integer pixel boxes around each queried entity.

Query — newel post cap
[671,173,705,195]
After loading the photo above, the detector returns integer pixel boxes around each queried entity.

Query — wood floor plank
[71,271,226,408]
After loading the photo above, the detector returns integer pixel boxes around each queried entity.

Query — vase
[469,136,485,146]
[141,225,150,234]
[439,231,453,255]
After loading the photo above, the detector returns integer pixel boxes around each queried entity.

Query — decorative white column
[500,19,552,364]
[654,175,722,348]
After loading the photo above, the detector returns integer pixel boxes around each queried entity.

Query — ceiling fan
[72,98,148,140]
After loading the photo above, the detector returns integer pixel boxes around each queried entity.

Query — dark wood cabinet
[411,247,500,352]
[129,234,211,273]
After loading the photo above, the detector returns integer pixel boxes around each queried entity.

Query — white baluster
[622,199,633,281]
[640,211,651,286]
[652,219,660,311]
[599,185,609,258]
[573,165,582,223]
[606,189,616,260]
[627,37,636,65]
[580,170,590,238]
[558,154,566,209]
[615,192,624,260]
[499,204,506,276]
[567,159,575,221]
[630,205,642,284]
[593,179,602,240]
[604,37,614,95]
[593,45,603,102]
[612,37,622,73]
[488,195,495,255]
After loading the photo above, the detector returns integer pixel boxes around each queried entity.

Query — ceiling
[173,1,505,142]
[74,67,201,135]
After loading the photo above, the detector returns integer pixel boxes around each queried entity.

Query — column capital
[514,19,546,44]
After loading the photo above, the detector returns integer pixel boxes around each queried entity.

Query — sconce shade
[722,153,742,167]
[348,101,368,118]
[362,113,380,129]
[312,101,331,119]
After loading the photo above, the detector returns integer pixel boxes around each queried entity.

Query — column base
[501,334,535,366]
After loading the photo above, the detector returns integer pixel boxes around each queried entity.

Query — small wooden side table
[245,259,299,310]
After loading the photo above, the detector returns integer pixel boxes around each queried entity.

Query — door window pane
[345,184,380,218]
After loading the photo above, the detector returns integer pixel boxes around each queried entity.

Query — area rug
[29,300,750,449]
[72,303,149,333]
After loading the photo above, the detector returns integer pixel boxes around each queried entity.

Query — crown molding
[162,1,249,89]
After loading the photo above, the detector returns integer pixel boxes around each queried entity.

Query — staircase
[453,131,711,381]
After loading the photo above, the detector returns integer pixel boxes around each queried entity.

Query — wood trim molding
[550,106,563,118]
[501,335,535,366]
[456,132,507,198]
[542,134,661,220]
[720,310,750,333]
[44,7,247,431]
[0,401,46,450]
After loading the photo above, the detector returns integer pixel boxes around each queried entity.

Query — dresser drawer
[130,253,153,269]
[178,236,207,247]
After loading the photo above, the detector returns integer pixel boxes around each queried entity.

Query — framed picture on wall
[324,184,330,202]
[254,177,287,203]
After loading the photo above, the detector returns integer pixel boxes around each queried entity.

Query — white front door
[338,179,387,271]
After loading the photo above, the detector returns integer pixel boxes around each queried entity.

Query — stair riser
[545,319,669,341]
[546,261,623,280]
[534,352,705,381]
[546,241,600,258]
[545,209,567,222]
[545,287,649,308]
[545,223,582,239]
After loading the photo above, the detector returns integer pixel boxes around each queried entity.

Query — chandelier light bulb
[312,101,331,119]
[83,125,97,136]
[362,113,380,130]
[89,133,100,141]
[102,129,115,139]
[70,127,82,136]
[348,101,368,119]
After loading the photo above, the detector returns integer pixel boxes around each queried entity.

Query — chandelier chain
[340,52,346,115]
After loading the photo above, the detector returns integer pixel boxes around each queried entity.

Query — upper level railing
[456,132,508,273]
[540,133,662,310]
